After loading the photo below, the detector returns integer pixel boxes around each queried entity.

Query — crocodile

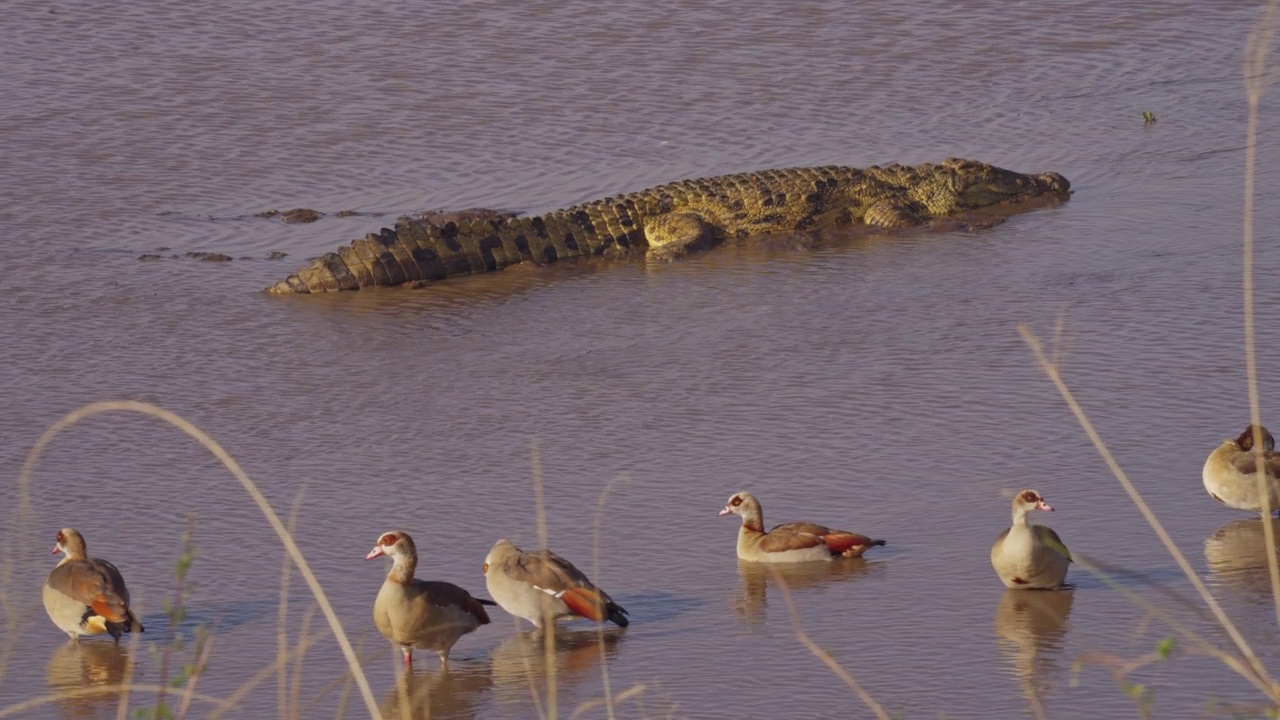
[267,157,1069,294]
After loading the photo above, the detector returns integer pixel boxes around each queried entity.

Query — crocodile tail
[264,213,530,294]
[267,201,648,294]
[268,216,504,294]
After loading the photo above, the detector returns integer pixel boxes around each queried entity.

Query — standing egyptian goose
[366,531,494,666]
[718,492,886,563]
[482,539,629,628]
[1203,424,1280,513]
[990,490,1072,589]
[43,528,143,640]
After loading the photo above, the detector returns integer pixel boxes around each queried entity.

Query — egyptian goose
[366,531,495,666]
[1203,424,1280,513]
[718,492,886,563]
[482,539,629,628]
[43,528,143,641]
[990,490,1072,589]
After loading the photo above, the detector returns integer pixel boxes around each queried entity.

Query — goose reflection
[994,589,1074,714]
[46,640,130,718]
[488,627,626,707]
[380,662,493,720]
[731,559,883,625]
[1205,518,1280,600]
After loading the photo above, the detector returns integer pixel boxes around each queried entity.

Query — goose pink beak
[718,506,733,517]
[1035,500,1055,512]
[365,546,385,560]
[50,544,60,555]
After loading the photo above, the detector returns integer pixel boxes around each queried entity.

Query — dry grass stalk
[1019,327,1280,703]
[1242,0,1280,636]
[115,622,143,720]
[530,439,558,720]
[567,683,647,720]
[393,665,414,720]
[289,604,318,718]
[14,400,383,719]
[155,516,200,716]
[590,473,630,720]
[301,645,390,718]
[206,625,334,719]
[0,684,224,719]
[175,633,218,719]
[767,567,892,720]
[1073,555,1274,698]
[277,490,305,719]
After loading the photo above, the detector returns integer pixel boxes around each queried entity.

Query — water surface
[5,1,1280,718]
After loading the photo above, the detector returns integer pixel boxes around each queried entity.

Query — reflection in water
[1205,518,1280,601]
[731,559,883,626]
[275,252,633,320]
[46,641,130,719]
[994,589,1074,716]
[380,662,493,720]
[488,628,626,708]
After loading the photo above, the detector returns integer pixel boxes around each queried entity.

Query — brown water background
[5,1,1280,718]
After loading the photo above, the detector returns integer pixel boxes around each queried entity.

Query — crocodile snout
[1035,172,1071,194]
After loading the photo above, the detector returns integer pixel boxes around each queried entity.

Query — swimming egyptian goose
[482,539,629,628]
[366,531,494,666]
[43,528,143,640]
[718,492,886,563]
[1203,424,1280,513]
[990,490,1072,589]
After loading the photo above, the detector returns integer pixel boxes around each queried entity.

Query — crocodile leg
[863,200,928,229]
[642,212,722,262]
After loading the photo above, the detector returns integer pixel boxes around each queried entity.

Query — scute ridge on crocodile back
[267,158,1070,293]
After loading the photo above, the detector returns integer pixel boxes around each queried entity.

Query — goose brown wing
[1231,449,1280,477]
[771,521,834,536]
[502,549,627,625]
[1033,525,1073,562]
[504,550,598,594]
[47,559,132,622]
[758,526,827,553]
[405,579,492,625]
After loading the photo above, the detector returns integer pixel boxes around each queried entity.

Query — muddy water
[4,0,1280,717]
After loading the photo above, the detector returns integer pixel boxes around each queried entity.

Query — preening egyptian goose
[366,531,495,666]
[482,539,629,628]
[1203,424,1280,513]
[990,490,1072,590]
[718,492,886,563]
[43,528,143,640]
